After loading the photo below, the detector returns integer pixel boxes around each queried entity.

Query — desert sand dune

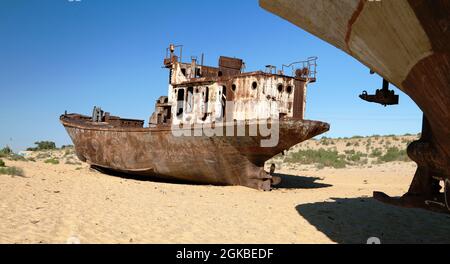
[1,136,450,244]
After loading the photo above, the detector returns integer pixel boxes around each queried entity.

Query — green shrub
[379,147,409,162]
[285,148,347,168]
[402,139,413,145]
[8,154,27,162]
[0,147,13,157]
[320,139,331,146]
[27,141,57,151]
[61,145,74,149]
[347,151,366,162]
[44,158,59,165]
[359,158,369,165]
[0,159,5,167]
[36,153,51,159]
[0,167,25,177]
[370,149,383,157]
[316,163,325,170]
[344,150,355,155]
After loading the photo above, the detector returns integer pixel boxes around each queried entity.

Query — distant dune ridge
[1,134,450,244]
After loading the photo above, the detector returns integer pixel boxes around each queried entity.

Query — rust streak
[345,0,366,54]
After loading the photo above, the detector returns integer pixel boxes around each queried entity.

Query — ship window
[186,87,194,113]
[204,87,210,115]
[222,86,227,119]
[177,89,185,117]
[277,84,283,92]
[205,87,209,103]
[252,81,258,90]
[232,84,236,92]
[287,85,293,94]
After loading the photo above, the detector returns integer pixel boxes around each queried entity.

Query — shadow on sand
[296,197,450,244]
[92,166,331,190]
[273,173,332,189]
[90,165,208,186]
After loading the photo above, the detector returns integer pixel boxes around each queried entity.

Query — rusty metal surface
[61,43,326,190]
[61,114,329,190]
[260,0,450,211]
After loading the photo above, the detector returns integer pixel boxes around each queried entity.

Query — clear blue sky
[0,0,422,151]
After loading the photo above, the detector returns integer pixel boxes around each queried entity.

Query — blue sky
[0,0,422,151]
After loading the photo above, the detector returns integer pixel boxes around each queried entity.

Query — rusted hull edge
[61,116,329,190]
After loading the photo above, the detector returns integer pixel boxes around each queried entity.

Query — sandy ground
[1,157,450,244]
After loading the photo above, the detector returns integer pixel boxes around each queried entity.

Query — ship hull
[61,114,329,190]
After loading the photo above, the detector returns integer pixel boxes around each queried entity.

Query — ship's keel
[373,115,450,214]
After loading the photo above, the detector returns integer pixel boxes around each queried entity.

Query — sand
[1,153,450,244]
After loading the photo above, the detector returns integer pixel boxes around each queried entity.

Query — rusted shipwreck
[60,45,329,190]
[260,0,450,211]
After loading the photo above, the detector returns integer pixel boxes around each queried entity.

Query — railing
[282,56,318,80]
[165,44,183,63]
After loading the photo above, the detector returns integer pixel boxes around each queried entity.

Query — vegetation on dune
[370,149,383,157]
[285,148,347,169]
[347,151,366,162]
[270,134,418,169]
[0,147,27,162]
[8,154,27,162]
[0,147,13,157]
[61,145,74,149]
[379,147,410,162]
[0,166,25,177]
[27,141,57,151]
[44,158,60,165]
[36,153,51,159]
[0,151,26,176]
[319,138,333,146]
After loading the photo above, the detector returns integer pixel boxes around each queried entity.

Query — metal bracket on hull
[359,79,399,107]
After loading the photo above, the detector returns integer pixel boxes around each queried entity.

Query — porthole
[231,84,237,92]
[277,84,283,93]
[286,85,293,94]
[252,81,258,90]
